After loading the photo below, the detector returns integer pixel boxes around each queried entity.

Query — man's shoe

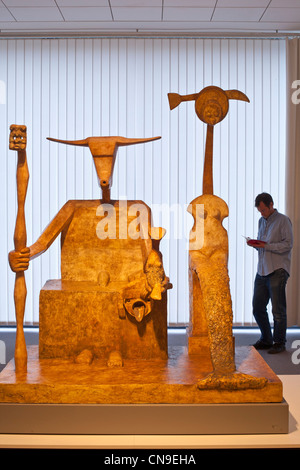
[252,340,272,350]
[268,343,286,354]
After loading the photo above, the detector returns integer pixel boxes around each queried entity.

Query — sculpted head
[47,135,160,202]
[9,124,27,150]
[195,87,229,126]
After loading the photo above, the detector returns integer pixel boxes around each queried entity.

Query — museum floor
[0,326,299,449]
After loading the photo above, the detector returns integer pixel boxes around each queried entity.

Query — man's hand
[254,240,266,248]
[8,247,30,272]
[247,239,266,248]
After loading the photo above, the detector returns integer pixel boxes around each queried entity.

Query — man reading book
[248,193,293,354]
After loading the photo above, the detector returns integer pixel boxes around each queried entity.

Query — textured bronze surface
[47,135,160,202]
[0,346,282,404]
[168,87,266,391]
[8,132,171,370]
[37,199,170,364]
[39,280,168,361]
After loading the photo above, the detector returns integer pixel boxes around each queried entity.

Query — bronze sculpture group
[2,85,282,405]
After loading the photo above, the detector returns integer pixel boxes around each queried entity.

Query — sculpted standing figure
[169,86,267,389]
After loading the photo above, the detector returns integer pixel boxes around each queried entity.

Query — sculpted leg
[195,264,267,389]
[189,195,267,390]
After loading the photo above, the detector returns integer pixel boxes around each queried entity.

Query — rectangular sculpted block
[39,280,168,361]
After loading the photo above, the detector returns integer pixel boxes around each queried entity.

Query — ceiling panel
[60,6,112,21]
[110,0,162,6]
[112,7,162,21]
[0,5,14,20]
[57,0,108,5]
[0,0,299,35]
[212,7,265,22]
[163,7,213,21]
[216,0,269,6]
[164,0,215,5]
[270,0,300,6]
[8,6,63,21]
[2,0,55,6]
[262,7,300,21]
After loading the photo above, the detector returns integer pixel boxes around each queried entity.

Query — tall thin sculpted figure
[169,86,267,389]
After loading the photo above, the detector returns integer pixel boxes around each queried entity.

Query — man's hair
[255,192,274,208]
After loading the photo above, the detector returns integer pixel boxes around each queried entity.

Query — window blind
[0,37,286,325]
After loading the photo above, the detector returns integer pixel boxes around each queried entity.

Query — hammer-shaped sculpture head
[47,135,161,201]
[168,86,249,195]
[168,85,249,125]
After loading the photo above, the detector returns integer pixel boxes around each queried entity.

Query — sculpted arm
[9,201,75,272]
[29,201,75,259]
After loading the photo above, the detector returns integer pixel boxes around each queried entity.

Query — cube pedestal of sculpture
[39,281,168,361]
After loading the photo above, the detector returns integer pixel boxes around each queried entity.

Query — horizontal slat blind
[0,37,286,325]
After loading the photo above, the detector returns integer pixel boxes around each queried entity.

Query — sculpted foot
[74,349,94,365]
[197,371,268,390]
[107,350,123,368]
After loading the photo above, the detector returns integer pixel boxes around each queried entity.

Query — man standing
[248,193,293,354]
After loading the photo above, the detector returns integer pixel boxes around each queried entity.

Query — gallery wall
[0,37,286,325]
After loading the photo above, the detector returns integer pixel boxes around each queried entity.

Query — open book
[242,236,264,247]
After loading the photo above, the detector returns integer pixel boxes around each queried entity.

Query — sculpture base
[0,401,289,435]
[0,345,282,405]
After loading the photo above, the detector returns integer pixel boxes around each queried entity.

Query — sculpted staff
[9,125,30,374]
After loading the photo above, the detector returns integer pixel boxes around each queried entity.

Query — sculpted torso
[188,193,229,264]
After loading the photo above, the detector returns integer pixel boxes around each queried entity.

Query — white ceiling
[0,0,300,36]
